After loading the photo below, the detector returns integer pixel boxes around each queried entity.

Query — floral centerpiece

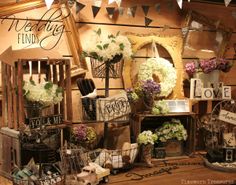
[82,28,133,63]
[137,130,158,145]
[137,130,157,167]
[185,58,233,76]
[152,100,169,115]
[23,79,63,106]
[155,119,187,143]
[71,124,97,149]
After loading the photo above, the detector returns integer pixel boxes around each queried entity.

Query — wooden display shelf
[130,112,196,156]
[1,59,73,130]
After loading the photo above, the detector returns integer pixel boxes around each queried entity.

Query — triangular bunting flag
[45,0,54,9]
[68,0,75,8]
[142,5,150,16]
[106,7,115,19]
[145,17,153,27]
[76,2,85,14]
[155,3,161,13]
[127,8,132,17]
[92,6,101,18]
[224,0,232,7]
[115,0,122,7]
[118,7,124,15]
[108,0,115,5]
[93,0,102,7]
[130,6,137,17]
[176,0,183,9]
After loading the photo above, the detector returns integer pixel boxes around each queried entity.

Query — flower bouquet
[155,119,187,143]
[23,79,63,117]
[137,130,157,167]
[82,28,133,78]
[151,100,169,115]
[155,119,187,156]
[71,124,97,150]
[185,58,233,76]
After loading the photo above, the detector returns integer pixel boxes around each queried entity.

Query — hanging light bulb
[45,0,54,9]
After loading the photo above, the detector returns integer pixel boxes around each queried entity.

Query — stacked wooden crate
[1,58,73,130]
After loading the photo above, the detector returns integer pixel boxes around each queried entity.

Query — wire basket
[60,143,138,175]
[90,58,124,78]
[12,164,65,185]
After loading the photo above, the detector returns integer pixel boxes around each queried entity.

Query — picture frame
[182,10,233,58]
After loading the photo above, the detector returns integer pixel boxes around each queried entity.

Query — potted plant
[137,130,158,167]
[185,58,233,87]
[155,119,188,157]
[71,124,97,150]
[23,79,63,118]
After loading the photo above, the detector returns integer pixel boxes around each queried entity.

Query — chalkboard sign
[26,114,63,129]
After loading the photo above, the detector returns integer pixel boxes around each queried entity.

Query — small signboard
[96,92,131,122]
[163,100,190,113]
[26,114,63,129]
[219,110,236,126]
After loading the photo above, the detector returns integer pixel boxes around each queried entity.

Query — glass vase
[194,70,220,87]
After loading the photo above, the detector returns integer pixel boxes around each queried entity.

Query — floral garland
[138,58,177,97]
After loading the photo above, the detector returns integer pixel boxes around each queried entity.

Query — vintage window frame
[182,10,233,58]
[123,33,185,99]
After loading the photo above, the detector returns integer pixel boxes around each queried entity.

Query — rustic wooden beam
[0,0,45,17]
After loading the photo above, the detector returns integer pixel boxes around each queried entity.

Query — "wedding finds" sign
[26,114,63,129]
[219,110,236,125]
[0,8,69,50]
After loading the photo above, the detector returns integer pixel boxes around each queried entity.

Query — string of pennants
[72,0,175,27]
[70,0,235,27]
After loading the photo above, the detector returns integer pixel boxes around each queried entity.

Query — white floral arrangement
[82,28,133,62]
[155,119,187,143]
[138,57,177,97]
[23,80,63,106]
[152,100,169,115]
[137,130,158,145]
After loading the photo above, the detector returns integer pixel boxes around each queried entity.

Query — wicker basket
[90,58,124,78]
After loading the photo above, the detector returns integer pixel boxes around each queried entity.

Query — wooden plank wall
[75,0,236,97]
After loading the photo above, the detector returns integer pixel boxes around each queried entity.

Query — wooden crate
[1,59,73,129]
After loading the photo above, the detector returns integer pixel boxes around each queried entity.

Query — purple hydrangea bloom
[199,58,217,73]
[216,58,233,73]
[185,62,196,76]
[141,80,161,96]
[72,124,87,142]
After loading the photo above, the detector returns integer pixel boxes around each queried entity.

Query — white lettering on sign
[27,114,63,129]
[219,110,236,125]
